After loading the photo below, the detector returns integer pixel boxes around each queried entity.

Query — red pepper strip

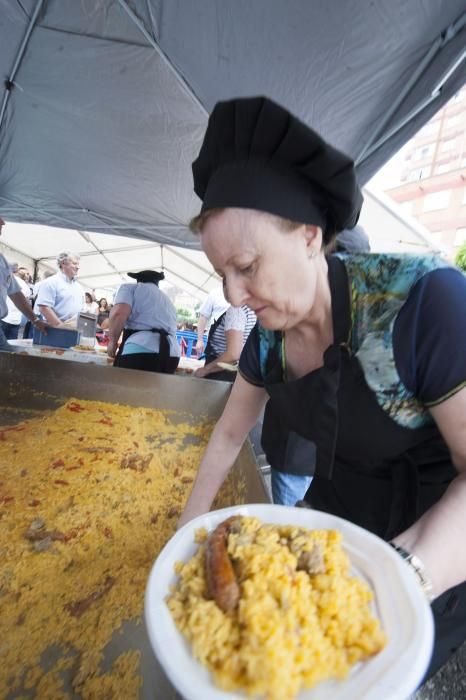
[98,419,113,426]
[52,459,65,468]
[0,496,14,504]
[54,479,69,486]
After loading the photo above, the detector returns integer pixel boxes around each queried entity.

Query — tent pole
[358,46,466,166]
[116,0,207,116]
[356,10,466,165]
[33,260,39,284]
[0,0,45,132]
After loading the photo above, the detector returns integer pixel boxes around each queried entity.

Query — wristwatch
[31,315,42,326]
[389,543,434,601]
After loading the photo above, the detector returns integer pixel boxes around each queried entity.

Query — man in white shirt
[195,285,229,356]
[0,218,47,350]
[36,252,84,327]
[1,265,33,340]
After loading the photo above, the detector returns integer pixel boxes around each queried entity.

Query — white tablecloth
[8,339,203,373]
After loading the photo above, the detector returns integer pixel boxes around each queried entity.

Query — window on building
[419,120,439,137]
[440,138,456,152]
[409,166,431,181]
[414,144,434,160]
[399,201,413,216]
[446,114,461,129]
[423,190,451,212]
[455,228,466,246]
[435,163,451,175]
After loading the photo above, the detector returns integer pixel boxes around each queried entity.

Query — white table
[8,339,203,373]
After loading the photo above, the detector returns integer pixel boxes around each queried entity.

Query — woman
[97,298,110,328]
[107,269,180,373]
[83,292,98,314]
[195,301,256,382]
[179,97,466,679]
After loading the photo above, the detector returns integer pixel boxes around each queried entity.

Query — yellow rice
[167,517,386,700]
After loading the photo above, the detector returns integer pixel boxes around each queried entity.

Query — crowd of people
[0,219,118,347]
[1,94,466,686]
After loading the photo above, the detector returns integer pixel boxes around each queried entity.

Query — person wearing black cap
[107,270,180,373]
[179,96,466,680]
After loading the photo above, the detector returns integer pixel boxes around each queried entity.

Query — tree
[455,243,466,273]
[176,307,196,326]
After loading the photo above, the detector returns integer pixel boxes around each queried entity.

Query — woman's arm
[178,374,267,526]
[107,303,131,358]
[195,328,243,377]
[392,386,466,598]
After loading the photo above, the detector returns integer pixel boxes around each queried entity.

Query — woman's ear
[303,225,322,256]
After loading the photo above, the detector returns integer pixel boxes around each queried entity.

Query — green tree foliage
[176,307,196,325]
[455,243,466,273]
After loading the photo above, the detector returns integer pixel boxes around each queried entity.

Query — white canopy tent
[0,1,465,250]
[0,186,442,305]
[0,221,221,301]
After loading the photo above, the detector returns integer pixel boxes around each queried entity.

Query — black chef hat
[128,270,165,285]
[192,96,363,241]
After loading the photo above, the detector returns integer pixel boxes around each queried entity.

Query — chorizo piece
[206,516,242,613]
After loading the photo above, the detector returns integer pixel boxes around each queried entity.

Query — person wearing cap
[107,270,180,373]
[178,96,466,679]
[0,218,47,350]
[195,285,229,357]
[35,252,84,327]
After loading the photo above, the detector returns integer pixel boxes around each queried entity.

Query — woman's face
[201,208,322,331]
[85,293,92,303]
[99,298,108,309]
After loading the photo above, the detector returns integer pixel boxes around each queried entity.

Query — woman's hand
[178,376,267,527]
[194,365,209,378]
[393,386,466,598]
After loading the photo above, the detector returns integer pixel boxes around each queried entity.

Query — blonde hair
[189,208,334,250]
[190,208,304,235]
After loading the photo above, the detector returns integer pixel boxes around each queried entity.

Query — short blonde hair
[189,208,335,250]
[190,208,304,235]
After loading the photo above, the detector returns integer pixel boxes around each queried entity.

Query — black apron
[261,255,466,679]
[113,326,171,371]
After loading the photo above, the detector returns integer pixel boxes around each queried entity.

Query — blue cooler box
[33,326,80,349]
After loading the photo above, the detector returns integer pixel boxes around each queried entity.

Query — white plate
[145,504,433,700]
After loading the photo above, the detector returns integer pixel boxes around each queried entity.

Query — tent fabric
[0,185,440,304]
[0,222,220,300]
[0,1,465,249]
